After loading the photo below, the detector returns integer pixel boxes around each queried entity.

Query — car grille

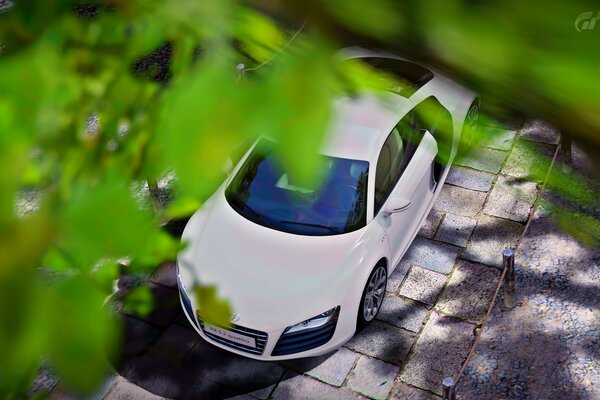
[198,318,268,356]
[271,320,337,356]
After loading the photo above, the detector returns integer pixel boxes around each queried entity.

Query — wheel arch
[374,257,388,273]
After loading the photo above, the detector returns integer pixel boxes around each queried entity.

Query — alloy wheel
[362,266,387,322]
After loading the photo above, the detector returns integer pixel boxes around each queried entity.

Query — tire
[357,262,388,330]
[459,101,480,154]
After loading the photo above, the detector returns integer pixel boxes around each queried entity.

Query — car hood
[177,191,366,331]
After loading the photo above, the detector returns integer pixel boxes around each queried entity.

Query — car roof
[319,94,414,161]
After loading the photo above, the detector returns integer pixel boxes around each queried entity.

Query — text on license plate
[204,324,256,348]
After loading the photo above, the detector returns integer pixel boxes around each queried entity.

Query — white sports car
[176,49,478,360]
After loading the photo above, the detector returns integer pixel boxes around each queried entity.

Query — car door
[374,114,438,267]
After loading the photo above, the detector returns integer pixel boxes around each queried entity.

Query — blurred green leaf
[156,52,252,199]
[194,284,232,328]
[260,40,335,187]
[123,285,154,317]
[2,0,600,396]
[234,9,284,63]
[91,259,120,294]
[57,179,158,268]
[47,276,120,393]
[325,0,404,39]
[163,196,202,219]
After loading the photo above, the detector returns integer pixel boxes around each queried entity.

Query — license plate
[204,324,256,348]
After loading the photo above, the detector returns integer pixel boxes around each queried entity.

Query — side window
[374,136,392,213]
[374,112,425,215]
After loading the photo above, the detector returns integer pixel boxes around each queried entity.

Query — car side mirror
[384,196,412,214]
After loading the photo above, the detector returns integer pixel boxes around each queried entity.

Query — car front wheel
[460,101,480,153]
[357,263,387,330]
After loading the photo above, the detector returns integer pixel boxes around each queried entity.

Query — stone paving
[458,140,600,399]
[38,120,587,399]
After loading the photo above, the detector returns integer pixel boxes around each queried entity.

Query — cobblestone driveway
[41,120,592,400]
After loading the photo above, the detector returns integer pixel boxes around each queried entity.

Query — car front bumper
[177,278,356,360]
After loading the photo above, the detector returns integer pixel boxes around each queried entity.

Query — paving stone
[435,261,501,323]
[122,337,246,398]
[458,147,600,399]
[122,315,162,356]
[150,262,177,288]
[90,374,121,400]
[147,324,198,364]
[387,261,410,293]
[377,294,429,333]
[393,383,439,400]
[179,340,236,383]
[229,393,257,400]
[186,379,241,399]
[483,175,538,222]
[482,126,517,151]
[29,363,60,398]
[345,321,415,366]
[283,347,359,387]
[446,166,495,192]
[434,214,477,247]
[347,356,399,400]
[106,376,167,400]
[400,312,476,395]
[418,209,444,238]
[433,185,487,218]
[502,139,556,180]
[247,385,276,400]
[399,266,447,306]
[182,340,286,396]
[462,215,524,268]
[455,147,507,174]
[47,374,119,400]
[519,119,560,144]
[402,237,460,274]
[122,340,275,398]
[174,310,194,330]
[272,372,364,400]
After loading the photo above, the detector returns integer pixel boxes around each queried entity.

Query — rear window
[362,57,434,97]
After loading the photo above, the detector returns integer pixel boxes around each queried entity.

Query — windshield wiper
[279,220,341,233]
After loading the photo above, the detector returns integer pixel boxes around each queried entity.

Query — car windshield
[225,140,369,236]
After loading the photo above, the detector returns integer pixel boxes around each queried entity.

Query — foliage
[0,1,387,397]
[0,0,599,397]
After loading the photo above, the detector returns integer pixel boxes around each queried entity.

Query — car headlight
[283,306,340,335]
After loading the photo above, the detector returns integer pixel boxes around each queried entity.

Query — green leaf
[259,40,335,187]
[156,52,253,200]
[193,284,232,327]
[58,178,158,268]
[123,285,154,317]
[47,276,120,393]
[324,0,404,39]
[137,231,182,267]
[163,196,202,219]
[91,259,120,294]
[234,9,284,63]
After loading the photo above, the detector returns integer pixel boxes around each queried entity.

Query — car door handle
[384,197,412,214]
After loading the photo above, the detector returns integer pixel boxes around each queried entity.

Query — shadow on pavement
[114,283,333,399]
